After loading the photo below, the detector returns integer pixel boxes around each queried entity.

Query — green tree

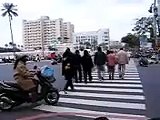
[1,3,18,53]
[121,33,139,48]
[132,17,153,35]
[132,17,155,45]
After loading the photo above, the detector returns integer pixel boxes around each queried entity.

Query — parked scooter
[0,69,59,111]
[139,56,148,67]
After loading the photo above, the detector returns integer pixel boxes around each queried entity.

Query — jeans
[118,64,126,78]
[74,65,82,82]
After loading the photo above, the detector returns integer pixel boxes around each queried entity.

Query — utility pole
[153,0,158,48]
[149,0,158,49]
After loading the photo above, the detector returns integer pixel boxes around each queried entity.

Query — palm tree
[1,3,18,54]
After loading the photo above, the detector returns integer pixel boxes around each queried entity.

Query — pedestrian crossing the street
[34,59,147,120]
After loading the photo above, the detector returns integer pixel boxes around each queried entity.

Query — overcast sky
[0,0,153,47]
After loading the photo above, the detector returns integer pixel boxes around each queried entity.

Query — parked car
[0,58,4,63]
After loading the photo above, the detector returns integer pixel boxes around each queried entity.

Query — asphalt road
[0,61,66,90]
[0,60,160,120]
[137,63,160,119]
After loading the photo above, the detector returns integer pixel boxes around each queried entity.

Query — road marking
[74,83,142,88]
[58,97,145,110]
[92,73,139,75]
[75,86,143,93]
[92,74,140,77]
[92,77,140,79]
[92,80,141,83]
[60,91,145,100]
[34,105,146,120]
[32,59,146,119]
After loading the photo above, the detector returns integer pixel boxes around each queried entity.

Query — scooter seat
[4,81,22,90]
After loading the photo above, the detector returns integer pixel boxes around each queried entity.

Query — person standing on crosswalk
[106,50,118,80]
[81,50,94,83]
[73,50,82,83]
[116,48,129,79]
[94,46,106,81]
[62,48,75,91]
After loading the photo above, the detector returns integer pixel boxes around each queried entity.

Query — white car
[0,58,4,63]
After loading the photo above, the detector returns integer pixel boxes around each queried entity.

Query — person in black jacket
[73,50,82,83]
[94,46,106,81]
[81,50,94,83]
[62,48,75,91]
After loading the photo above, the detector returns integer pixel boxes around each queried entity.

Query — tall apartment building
[23,16,74,51]
[73,28,110,49]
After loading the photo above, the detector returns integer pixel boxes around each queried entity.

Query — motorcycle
[0,70,59,111]
[139,56,148,67]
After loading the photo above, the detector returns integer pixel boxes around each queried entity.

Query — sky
[0,0,153,47]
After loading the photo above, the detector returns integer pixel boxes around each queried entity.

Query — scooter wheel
[0,94,14,111]
[44,90,59,105]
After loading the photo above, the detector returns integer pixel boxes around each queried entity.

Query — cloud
[0,0,153,47]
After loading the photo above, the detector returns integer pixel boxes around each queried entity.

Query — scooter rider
[13,55,37,102]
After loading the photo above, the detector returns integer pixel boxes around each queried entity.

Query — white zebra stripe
[92,80,141,83]
[58,97,146,110]
[91,74,140,77]
[74,86,143,93]
[92,71,139,75]
[60,91,145,100]
[74,83,142,88]
[92,77,140,79]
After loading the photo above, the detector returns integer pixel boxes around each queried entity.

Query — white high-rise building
[23,16,74,51]
[73,28,110,49]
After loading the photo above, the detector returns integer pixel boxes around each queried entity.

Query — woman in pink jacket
[106,50,117,80]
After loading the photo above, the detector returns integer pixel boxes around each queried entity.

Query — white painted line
[75,86,143,93]
[92,74,140,77]
[92,77,140,80]
[0,63,12,65]
[60,91,145,100]
[92,80,141,83]
[92,73,139,75]
[34,105,146,119]
[93,71,139,73]
[59,98,145,110]
[115,71,138,72]
[74,83,142,88]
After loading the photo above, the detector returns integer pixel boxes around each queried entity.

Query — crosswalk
[34,59,147,120]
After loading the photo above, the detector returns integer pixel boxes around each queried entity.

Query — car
[0,58,4,63]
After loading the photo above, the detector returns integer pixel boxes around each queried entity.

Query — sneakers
[119,74,124,79]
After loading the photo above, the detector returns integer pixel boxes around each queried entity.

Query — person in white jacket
[116,48,129,79]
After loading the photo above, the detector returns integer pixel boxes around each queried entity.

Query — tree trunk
[8,14,15,56]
